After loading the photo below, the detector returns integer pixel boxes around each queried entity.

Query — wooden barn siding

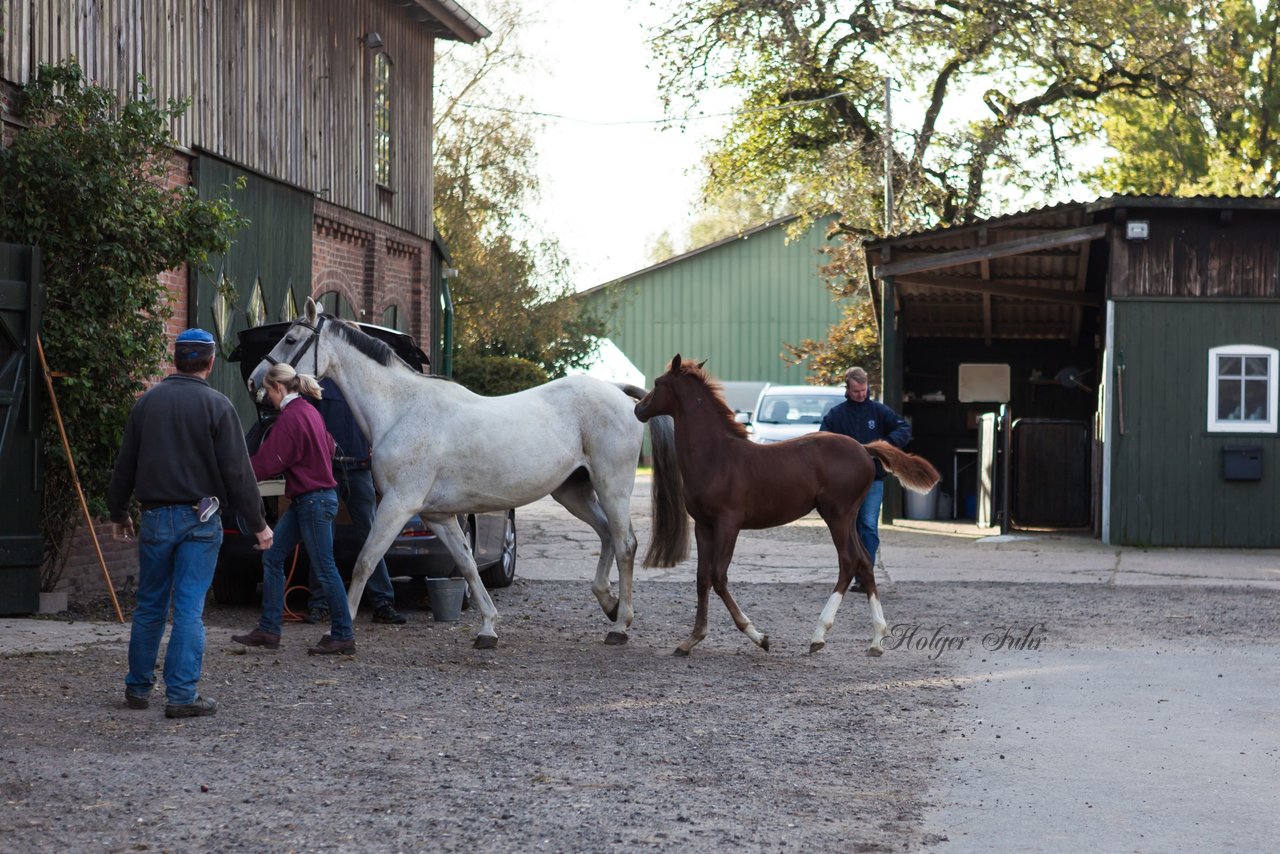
[1109,209,1280,299]
[2,0,434,237]
[1109,301,1280,547]
[587,220,847,385]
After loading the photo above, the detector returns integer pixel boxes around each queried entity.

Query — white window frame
[1207,344,1278,433]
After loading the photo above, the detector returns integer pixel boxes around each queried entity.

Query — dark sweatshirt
[107,373,266,531]
[250,394,337,497]
[819,397,912,480]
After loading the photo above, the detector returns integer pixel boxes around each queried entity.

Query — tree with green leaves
[0,61,245,590]
[433,0,605,381]
[1086,1,1280,195]
[655,0,1231,236]
[649,0,1250,380]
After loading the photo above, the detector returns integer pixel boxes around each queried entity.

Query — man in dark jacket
[305,378,406,625]
[819,366,911,578]
[108,328,272,719]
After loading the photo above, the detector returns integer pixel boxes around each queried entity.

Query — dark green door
[0,244,44,614]
[193,158,314,429]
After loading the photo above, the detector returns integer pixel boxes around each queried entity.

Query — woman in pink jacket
[231,363,354,655]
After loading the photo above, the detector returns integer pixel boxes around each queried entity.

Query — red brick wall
[59,521,139,600]
[313,199,431,341]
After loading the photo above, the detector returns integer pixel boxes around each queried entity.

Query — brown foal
[634,355,940,656]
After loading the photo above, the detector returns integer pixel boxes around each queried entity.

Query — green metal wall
[1109,300,1280,546]
[582,218,849,384]
[194,157,314,430]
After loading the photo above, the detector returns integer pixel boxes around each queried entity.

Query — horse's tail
[618,384,689,567]
[864,441,941,494]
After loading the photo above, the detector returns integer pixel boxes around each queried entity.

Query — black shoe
[124,690,151,710]
[372,604,407,625]
[165,696,218,718]
[308,635,356,656]
[230,627,281,649]
[304,607,330,625]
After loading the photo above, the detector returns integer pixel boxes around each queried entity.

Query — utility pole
[883,75,894,235]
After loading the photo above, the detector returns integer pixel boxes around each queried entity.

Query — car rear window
[757,395,839,424]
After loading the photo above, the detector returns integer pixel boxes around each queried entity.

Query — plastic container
[936,492,952,520]
[426,577,467,622]
[904,483,939,520]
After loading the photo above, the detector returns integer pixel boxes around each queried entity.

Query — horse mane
[675,358,749,439]
[329,318,413,371]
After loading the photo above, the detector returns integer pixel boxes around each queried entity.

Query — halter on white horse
[248,298,684,648]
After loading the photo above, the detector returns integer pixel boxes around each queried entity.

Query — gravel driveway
[2,482,1278,852]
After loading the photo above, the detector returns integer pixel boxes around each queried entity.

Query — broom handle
[36,335,124,623]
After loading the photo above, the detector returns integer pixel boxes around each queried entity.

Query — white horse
[247,298,688,648]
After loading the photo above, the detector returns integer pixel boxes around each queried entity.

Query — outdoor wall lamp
[362,32,384,49]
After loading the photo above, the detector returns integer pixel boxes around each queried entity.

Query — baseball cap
[176,328,216,345]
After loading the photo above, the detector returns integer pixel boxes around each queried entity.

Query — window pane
[282,288,298,321]
[1218,355,1242,377]
[1243,379,1269,421]
[373,54,392,186]
[1244,356,1269,377]
[1218,379,1242,420]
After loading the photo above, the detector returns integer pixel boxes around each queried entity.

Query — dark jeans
[309,466,396,610]
[261,489,353,640]
[858,479,885,566]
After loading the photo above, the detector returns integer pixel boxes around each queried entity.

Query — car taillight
[398,517,436,539]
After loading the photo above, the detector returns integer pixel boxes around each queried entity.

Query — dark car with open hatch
[210,320,516,606]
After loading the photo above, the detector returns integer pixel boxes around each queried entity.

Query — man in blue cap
[108,328,273,718]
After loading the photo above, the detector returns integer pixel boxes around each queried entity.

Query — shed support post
[880,275,903,524]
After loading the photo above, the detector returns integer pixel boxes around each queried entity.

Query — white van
[747,384,846,444]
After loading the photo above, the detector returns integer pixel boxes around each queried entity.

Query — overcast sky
[514,1,735,291]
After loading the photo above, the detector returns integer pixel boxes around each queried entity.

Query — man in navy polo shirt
[819,366,911,582]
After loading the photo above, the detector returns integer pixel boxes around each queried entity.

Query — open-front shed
[865,195,1280,547]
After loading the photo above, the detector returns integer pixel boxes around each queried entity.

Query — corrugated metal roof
[868,193,1280,245]
[863,194,1280,342]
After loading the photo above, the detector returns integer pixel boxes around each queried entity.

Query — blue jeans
[309,466,396,610]
[857,479,885,566]
[126,505,222,705]
[260,489,353,641]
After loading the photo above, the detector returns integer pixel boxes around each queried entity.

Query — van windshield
[757,395,838,424]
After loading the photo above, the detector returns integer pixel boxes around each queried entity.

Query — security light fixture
[362,32,384,49]
[1125,220,1150,241]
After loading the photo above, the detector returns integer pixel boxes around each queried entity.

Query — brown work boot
[307,635,356,656]
[230,628,281,649]
[124,689,151,710]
